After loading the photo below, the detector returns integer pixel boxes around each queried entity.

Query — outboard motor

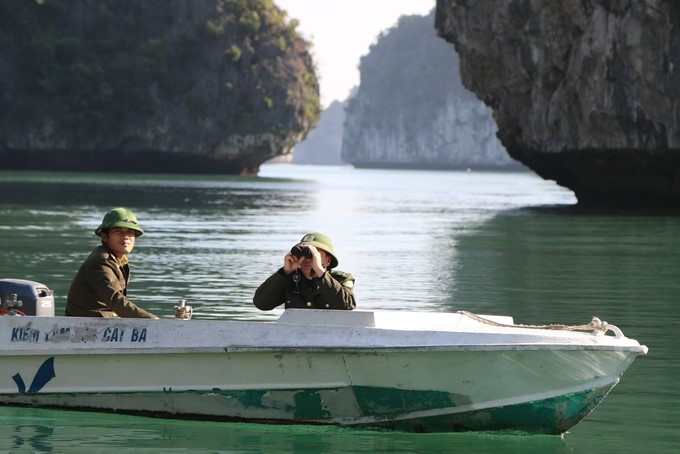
[0,279,55,316]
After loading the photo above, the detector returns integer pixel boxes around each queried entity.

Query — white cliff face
[343,92,515,168]
[341,11,521,170]
[423,96,512,167]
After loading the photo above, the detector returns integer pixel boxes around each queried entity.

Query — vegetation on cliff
[0,0,320,174]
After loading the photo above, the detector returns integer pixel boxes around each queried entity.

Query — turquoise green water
[0,165,678,453]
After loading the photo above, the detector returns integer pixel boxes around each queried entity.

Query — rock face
[435,0,680,206]
[342,11,520,170]
[0,0,320,175]
[292,100,347,165]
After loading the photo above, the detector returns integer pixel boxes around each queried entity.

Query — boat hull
[0,311,647,434]
[0,378,616,434]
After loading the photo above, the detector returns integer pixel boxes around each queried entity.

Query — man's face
[299,248,331,276]
[101,228,137,259]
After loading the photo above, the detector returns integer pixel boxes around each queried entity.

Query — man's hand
[283,252,303,274]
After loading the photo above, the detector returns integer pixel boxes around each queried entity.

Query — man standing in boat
[253,232,356,310]
[65,208,159,318]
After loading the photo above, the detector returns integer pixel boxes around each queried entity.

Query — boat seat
[277,309,376,327]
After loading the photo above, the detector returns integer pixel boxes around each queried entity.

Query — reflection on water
[0,166,678,453]
[0,406,573,454]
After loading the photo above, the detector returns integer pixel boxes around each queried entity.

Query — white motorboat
[0,279,648,434]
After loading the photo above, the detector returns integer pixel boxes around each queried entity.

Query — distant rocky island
[341,10,521,171]
[291,100,347,165]
[0,0,319,175]
[436,0,680,206]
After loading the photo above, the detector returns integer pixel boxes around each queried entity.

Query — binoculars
[290,245,312,258]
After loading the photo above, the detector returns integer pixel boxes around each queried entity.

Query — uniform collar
[102,244,128,265]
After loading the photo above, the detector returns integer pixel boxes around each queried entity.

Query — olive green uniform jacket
[65,245,156,318]
[253,268,356,311]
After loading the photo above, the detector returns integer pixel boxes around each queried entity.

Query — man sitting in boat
[64,208,159,319]
[253,232,356,311]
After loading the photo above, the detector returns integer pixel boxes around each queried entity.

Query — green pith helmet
[95,208,144,237]
[298,232,338,268]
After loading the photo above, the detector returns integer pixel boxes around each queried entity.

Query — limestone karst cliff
[342,10,520,170]
[292,100,347,165]
[435,0,680,206]
[0,0,319,175]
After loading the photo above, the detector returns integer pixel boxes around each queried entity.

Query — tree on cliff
[0,0,320,174]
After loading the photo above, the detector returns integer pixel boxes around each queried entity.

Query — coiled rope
[457,311,624,338]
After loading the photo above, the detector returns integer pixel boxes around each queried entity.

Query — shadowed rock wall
[436,0,680,206]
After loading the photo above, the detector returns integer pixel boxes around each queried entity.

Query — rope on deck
[457,311,624,338]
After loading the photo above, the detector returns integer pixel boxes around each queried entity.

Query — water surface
[0,165,677,453]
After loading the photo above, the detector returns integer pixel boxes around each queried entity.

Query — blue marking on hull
[11,357,56,393]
